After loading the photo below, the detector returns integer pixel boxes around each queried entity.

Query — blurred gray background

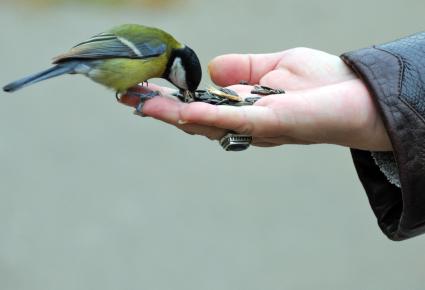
[1,0,424,289]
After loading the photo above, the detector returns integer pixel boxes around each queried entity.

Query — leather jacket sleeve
[340,32,425,241]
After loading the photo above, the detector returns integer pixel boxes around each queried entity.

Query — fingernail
[177,120,189,124]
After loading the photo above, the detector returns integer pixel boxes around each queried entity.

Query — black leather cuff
[341,32,425,241]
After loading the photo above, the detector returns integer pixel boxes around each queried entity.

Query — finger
[119,84,178,107]
[208,52,285,86]
[177,124,227,140]
[139,96,185,123]
[250,142,275,147]
[179,102,277,136]
[259,70,292,90]
[253,136,314,145]
[126,86,263,131]
[129,94,228,140]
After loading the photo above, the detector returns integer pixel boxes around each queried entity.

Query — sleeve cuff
[370,151,400,188]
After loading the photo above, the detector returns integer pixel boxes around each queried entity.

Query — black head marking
[164,46,202,92]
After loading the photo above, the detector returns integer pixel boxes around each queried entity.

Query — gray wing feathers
[53,35,166,63]
[136,42,166,57]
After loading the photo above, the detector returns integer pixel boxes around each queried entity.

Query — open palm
[121,48,392,151]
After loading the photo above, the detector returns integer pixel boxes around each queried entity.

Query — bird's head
[164,45,202,96]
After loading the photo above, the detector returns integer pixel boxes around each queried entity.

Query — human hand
[120,48,392,151]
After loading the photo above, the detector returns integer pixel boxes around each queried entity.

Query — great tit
[2,24,202,103]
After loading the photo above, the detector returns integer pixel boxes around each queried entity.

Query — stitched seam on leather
[373,46,404,96]
[398,94,425,125]
[374,47,425,126]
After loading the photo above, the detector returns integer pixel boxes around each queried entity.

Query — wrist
[334,78,392,151]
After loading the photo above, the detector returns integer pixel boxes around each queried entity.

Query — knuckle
[235,121,254,135]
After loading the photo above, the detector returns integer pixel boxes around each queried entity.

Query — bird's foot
[116,91,122,102]
[126,90,161,113]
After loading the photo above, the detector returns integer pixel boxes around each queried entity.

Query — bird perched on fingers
[2,24,202,108]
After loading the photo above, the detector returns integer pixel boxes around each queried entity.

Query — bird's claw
[115,91,122,102]
[126,90,160,113]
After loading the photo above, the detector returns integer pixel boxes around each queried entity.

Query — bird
[2,24,202,107]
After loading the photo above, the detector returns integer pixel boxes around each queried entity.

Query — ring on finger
[219,131,252,151]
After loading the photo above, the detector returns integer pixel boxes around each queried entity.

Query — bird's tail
[3,62,78,93]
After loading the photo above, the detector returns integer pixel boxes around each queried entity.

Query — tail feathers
[3,63,77,93]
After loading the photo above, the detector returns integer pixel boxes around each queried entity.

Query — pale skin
[120,47,393,151]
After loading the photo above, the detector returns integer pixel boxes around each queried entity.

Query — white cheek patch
[169,57,188,90]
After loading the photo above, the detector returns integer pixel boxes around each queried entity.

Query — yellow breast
[88,54,169,92]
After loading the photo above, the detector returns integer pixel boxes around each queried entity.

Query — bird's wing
[53,32,167,63]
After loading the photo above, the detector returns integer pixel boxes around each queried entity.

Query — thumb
[208,52,285,87]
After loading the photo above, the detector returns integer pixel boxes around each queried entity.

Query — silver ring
[219,132,252,151]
